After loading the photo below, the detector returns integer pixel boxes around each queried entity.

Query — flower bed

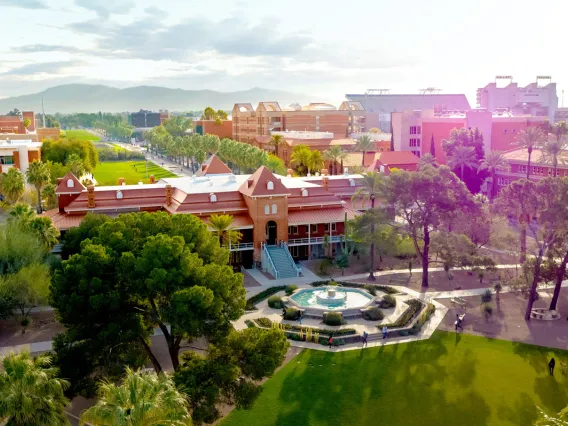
[245,286,286,310]
[253,317,357,337]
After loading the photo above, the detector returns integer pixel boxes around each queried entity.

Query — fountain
[287,285,375,315]
[315,286,347,305]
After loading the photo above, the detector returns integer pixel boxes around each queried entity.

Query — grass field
[94,161,177,185]
[222,332,568,426]
[64,129,101,141]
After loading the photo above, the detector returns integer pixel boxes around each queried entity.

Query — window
[301,188,308,197]
[0,156,14,165]
[305,225,309,233]
[210,193,217,202]
[324,224,329,232]
[409,138,421,147]
[291,246,299,257]
[532,166,544,175]
[271,204,277,214]
[410,126,416,134]
[548,169,559,176]
[519,165,527,174]
[267,181,274,190]
[412,150,421,158]
[331,223,337,232]
[349,179,355,187]
[310,224,317,233]
[116,190,123,200]
[264,205,270,214]
[288,226,298,235]
[417,125,421,134]
[67,179,75,188]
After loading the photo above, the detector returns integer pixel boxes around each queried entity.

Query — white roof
[0,140,41,148]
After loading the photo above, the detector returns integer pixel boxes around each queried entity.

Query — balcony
[287,235,344,246]
[229,242,254,251]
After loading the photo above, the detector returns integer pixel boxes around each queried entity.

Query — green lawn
[64,129,101,141]
[94,161,177,186]
[222,332,568,426]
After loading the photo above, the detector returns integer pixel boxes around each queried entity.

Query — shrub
[285,285,298,296]
[324,312,344,326]
[482,303,493,317]
[333,338,345,346]
[255,317,272,328]
[381,299,423,328]
[364,285,377,296]
[363,307,384,321]
[410,303,436,334]
[253,318,356,336]
[244,320,256,328]
[284,308,300,320]
[267,295,283,309]
[380,294,396,309]
[481,289,493,304]
[245,286,286,310]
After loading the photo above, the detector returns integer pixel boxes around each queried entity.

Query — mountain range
[0,84,321,114]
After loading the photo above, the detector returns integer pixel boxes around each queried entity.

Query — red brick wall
[198,120,233,139]
[421,120,466,164]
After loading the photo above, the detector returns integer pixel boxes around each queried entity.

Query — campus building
[130,110,169,129]
[48,155,366,277]
[232,101,367,143]
[194,119,233,139]
[0,111,36,134]
[0,139,42,173]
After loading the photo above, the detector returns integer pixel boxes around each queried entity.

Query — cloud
[1,61,83,76]
[0,0,47,8]
[74,0,134,18]
[144,6,168,19]
[16,44,83,54]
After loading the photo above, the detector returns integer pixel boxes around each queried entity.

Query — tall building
[345,91,470,132]
[130,110,168,128]
[476,76,558,123]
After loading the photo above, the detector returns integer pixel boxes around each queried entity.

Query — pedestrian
[362,331,368,347]
[297,311,303,325]
[329,335,333,349]
[549,358,556,375]
[282,308,286,318]
[408,260,412,276]
[456,314,463,331]
[382,326,388,339]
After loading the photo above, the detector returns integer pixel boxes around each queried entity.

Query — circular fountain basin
[289,287,374,312]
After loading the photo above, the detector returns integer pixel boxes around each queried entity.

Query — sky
[1,0,567,106]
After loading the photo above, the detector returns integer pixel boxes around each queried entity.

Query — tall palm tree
[356,135,375,167]
[270,134,284,156]
[0,351,70,426]
[29,217,60,250]
[447,146,478,181]
[542,140,565,177]
[80,368,192,426]
[516,127,546,179]
[323,146,348,175]
[8,202,35,225]
[478,151,508,201]
[26,160,51,213]
[290,145,311,175]
[0,167,26,204]
[552,120,568,143]
[351,171,384,280]
[307,150,324,174]
[417,153,438,170]
[209,214,242,249]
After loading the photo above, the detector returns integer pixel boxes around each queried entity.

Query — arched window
[67,179,74,188]
[271,204,277,214]
[301,188,308,197]
[267,181,274,190]
[210,193,217,202]
[116,190,123,200]
[264,204,270,214]
[349,179,355,187]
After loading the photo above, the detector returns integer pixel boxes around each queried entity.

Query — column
[18,146,29,174]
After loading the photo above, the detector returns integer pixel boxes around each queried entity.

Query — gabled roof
[196,155,233,176]
[373,151,419,166]
[239,166,290,197]
[55,172,86,194]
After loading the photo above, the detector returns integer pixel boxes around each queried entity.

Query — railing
[229,242,254,251]
[261,242,279,279]
[287,235,344,246]
[280,242,300,277]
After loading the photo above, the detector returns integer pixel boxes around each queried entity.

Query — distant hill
[0,84,321,114]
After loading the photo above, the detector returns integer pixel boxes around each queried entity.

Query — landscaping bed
[245,286,286,310]
[310,280,398,294]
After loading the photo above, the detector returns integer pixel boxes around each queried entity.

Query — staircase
[265,244,299,279]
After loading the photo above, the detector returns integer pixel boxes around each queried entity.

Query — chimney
[87,185,95,208]
[165,184,173,206]
[322,176,329,191]
[321,168,329,176]
[344,168,349,176]
[118,177,125,185]
[149,175,156,184]
[287,168,293,178]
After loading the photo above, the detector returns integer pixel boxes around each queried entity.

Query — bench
[450,297,467,309]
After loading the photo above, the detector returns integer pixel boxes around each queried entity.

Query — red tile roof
[204,214,253,229]
[196,154,232,176]
[373,151,419,166]
[288,207,360,225]
[239,166,290,197]
[41,209,85,230]
[55,172,86,194]
[65,186,166,213]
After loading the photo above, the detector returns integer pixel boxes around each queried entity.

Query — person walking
[549,358,556,375]
[328,335,334,349]
[362,331,368,347]
[455,314,463,332]
[297,311,303,325]
[382,326,388,339]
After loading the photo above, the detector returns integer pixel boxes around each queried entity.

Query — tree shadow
[497,392,538,425]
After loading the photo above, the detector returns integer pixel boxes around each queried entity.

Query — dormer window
[264,204,270,214]
[116,190,123,200]
[267,181,274,190]
[301,189,308,197]
[349,179,355,187]
[210,193,217,202]
[67,179,74,188]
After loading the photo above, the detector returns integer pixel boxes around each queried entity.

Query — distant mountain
[0,84,321,114]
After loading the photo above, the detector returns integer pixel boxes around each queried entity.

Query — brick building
[194,119,233,139]
[0,140,42,173]
[0,112,36,134]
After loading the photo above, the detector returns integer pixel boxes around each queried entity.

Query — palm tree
[307,150,324,174]
[209,214,242,249]
[0,167,26,204]
[516,127,546,179]
[478,151,508,201]
[270,134,284,156]
[80,368,191,426]
[447,146,478,181]
[417,153,438,170]
[351,171,384,280]
[323,146,348,175]
[356,135,375,166]
[8,202,35,225]
[0,351,70,426]
[26,160,51,213]
[66,154,86,177]
[542,140,565,177]
[29,217,60,250]
[290,145,311,175]
[552,120,568,143]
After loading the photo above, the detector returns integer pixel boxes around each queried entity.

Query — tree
[269,134,284,156]
[42,183,57,209]
[66,153,86,177]
[26,160,51,213]
[23,117,31,129]
[430,134,435,157]
[552,120,568,143]
[516,126,546,179]
[356,136,374,166]
[442,127,486,192]
[209,214,242,249]
[447,146,478,181]
[0,351,70,426]
[164,116,193,138]
[384,165,474,287]
[418,153,438,170]
[202,107,216,120]
[323,146,347,175]
[478,151,508,201]
[41,139,98,172]
[265,154,287,175]
[7,109,21,117]
[351,171,384,280]
[174,327,288,425]
[542,140,565,177]
[0,167,26,204]
[28,217,60,250]
[80,368,192,426]
[216,110,228,120]
[369,127,381,134]
[0,224,45,276]
[350,209,398,269]
[290,145,311,176]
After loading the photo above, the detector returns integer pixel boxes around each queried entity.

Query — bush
[363,307,384,321]
[245,286,286,310]
[255,317,272,328]
[284,308,300,320]
[324,312,344,326]
[481,289,493,304]
[381,299,423,328]
[244,320,256,328]
[364,285,377,296]
[482,303,493,317]
[285,285,298,296]
[267,295,283,309]
[253,318,356,336]
[410,303,436,334]
[380,294,396,309]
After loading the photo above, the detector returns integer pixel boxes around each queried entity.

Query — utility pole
[41,97,46,127]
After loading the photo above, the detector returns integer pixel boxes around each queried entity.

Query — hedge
[267,295,283,309]
[253,317,357,336]
[380,299,424,329]
[324,312,343,326]
[409,303,436,335]
[245,286,286,310]
[363,307,384,321]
